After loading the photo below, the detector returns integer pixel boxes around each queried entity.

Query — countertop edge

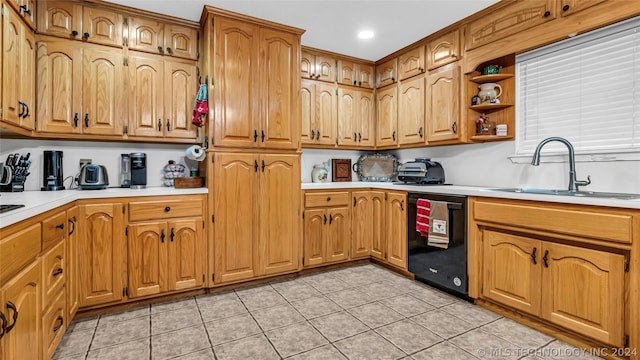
[0,187,208,228]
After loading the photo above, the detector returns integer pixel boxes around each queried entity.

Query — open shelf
[470,73,514,83]
[470,103,513,111]
[470,135,514,142]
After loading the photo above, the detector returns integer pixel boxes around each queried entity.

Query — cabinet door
[2,6,22,125]
[258,154,300,275]
[41,241,65,309]
[427,30,460,70]
[128,222,166,298]
[213,18,259,148]
[20,0,36,30]
[338,60,357,86]
[314,54,335,82]
[357,64,374,89]
[300,79,316,144]
[36,38,82,134]
[559,0,607,16]
[398,46,425,80]
[356,90,374,147]
[301,50,314,79]
[37,1,82,39]
[326,207,350,263]
[398,76,425,145]
[213,153,257,283]
[165,24,198,60]
[376,85,397,147]
[82,7,123,47]
[259,28,298,149]
[127,51,164,137]
[315,82,337,146]
[66,206,79,320]
[337,87,357,146]
[351,192,371,259]
[2,260,41,360]
[82,45,125,135]
[370,191,386,260]
[168,219,204,291]
[18,27,35,130]
[128,17,164,54]
[386,192,407,269]
[78,203,124,307]
[164,59,197,139]
[541,242,625,346]
[303,209,325,267]
[482,230,542,315]
[426,63,460,142]
[376,58,397,87]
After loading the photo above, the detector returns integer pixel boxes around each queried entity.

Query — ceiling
[105,0,499,61]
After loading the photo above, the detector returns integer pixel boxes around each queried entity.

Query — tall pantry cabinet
[201,7,304,285]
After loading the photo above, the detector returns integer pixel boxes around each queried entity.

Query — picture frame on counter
[332,159,352,182]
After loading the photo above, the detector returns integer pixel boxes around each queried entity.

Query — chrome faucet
[531,136,591,192]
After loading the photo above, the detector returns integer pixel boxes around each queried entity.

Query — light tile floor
[53,264,603,360]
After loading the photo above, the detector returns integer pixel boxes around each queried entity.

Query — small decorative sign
[331,159,352,182]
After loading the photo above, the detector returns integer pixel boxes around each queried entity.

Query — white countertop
[0,187,208,228]
[302,182,640,210]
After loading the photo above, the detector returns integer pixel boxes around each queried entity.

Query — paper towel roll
[185,145,206,161]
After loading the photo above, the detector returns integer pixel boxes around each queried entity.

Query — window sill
[508,149,640,164]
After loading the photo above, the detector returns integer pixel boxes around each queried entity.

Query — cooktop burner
[0,204,25,214]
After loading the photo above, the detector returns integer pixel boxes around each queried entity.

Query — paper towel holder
[185,145,206,161]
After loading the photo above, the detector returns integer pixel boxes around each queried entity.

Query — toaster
[78,164,109,190]
[397,158,445,184]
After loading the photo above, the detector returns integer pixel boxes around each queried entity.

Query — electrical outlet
[80,159,92,170]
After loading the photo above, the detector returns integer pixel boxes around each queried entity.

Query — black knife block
[0,181,25,192]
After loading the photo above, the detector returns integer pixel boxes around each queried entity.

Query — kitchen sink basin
[486,188,640,200]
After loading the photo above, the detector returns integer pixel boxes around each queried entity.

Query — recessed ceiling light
[358,30,374,40]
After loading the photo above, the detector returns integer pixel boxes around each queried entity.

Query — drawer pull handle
[354,197,356,207]
[5,301,18,333]
[164,206,171,212]
[531,247,537,265]
[68,218,76,235]
[52,268,63,277]
[542,250,549,268]
[0,312,6,340]
[53,316,64,332]
[55,223,64,230]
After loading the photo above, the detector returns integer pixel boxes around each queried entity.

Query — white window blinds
[515,17,640,159]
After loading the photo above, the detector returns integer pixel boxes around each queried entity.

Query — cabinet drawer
[42,210,66,250]
[43,290,66,360]
[0,223,41,282]
[129,197,204,221]
[305,192,350,208]
[473,200,633,243]
[42,240,65,307]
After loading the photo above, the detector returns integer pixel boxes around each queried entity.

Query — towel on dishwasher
[428,200,449,249]
[416,199,430,237]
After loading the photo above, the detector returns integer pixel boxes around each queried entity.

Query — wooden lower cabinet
[78,202,125,307]
[303,206,350,266]
[65,206,79,320]
[213,152,300,284]
[351,191,372,259]
[385,191,407,269]
[370,191,387,261]
[474,198,629,348]
[1,260,42,360]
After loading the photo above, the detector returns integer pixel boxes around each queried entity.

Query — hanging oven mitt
[192,83,208,127]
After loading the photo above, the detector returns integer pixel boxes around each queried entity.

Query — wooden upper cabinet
[427,30,460,70]
[541,242,625,347]
[426,62,460,143]
[82,7,123,47]
[398,75,425,145]
[36,38,83,134]
[338,87,374,147]
[376,85,397,147]
[465,0,555,50]
[559,0,607,17]
[301,80,336,146]
[302,50,335,82]
[127,52,165,137]
[398,46,425,80]
[164,59,197,139]
[376,58,397,87]
[128,18,198,60]
[338,60,374,88]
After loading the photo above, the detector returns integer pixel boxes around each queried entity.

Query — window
[514,17,640,162]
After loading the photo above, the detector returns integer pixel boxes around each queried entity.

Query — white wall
[302,142,640,194]
[0,139,196,191]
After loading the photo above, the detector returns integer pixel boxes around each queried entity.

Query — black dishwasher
[407,192,469,300]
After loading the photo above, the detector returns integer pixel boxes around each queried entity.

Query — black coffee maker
[42,150,65,191]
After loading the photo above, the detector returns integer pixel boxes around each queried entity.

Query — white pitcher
[477,83,502,103]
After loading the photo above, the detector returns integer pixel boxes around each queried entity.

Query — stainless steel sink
[486,188,640,200]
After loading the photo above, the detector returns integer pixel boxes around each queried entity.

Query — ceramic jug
[311,164,328,183]
[477,83,502,103]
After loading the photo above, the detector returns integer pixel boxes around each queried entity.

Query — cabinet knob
[52,268,63,277]
[71,30,79,37]
[358,81,362,86]
[158,46,163,52]
[53,316,64,332]
[164,206,171,212]
[451,121,457,134]
[562,4,570,11]
[326,197,331,202]
[55,223,64,230]
[353,80,357,85]
[83,32,90,39]
[166,47,172,53]
[391,76,396,82]
[544,10,551,17]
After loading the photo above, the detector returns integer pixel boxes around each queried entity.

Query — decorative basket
[173,177,203,188]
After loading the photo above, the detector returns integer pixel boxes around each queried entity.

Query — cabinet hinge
[202,220,205,229]
[123,58,128,66]
[212,214,215,223]
[302,257,304,266]
[204,135,209,149]
[202,274,205,282]
[335,137,338,145]
[122,287,128,297]
[211,18,214,27]
[123,124,128,135]
[123,205,126,214]
[624,257,630,272]
[1,6,4,16]
[385,193,388,200]
[211,76,214,86]
[123,17,128,26]
[302,212,304,220]
[335,88,338,95]
[211,156,215,163]
[212,274,215,282]
[624,335,629,347]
